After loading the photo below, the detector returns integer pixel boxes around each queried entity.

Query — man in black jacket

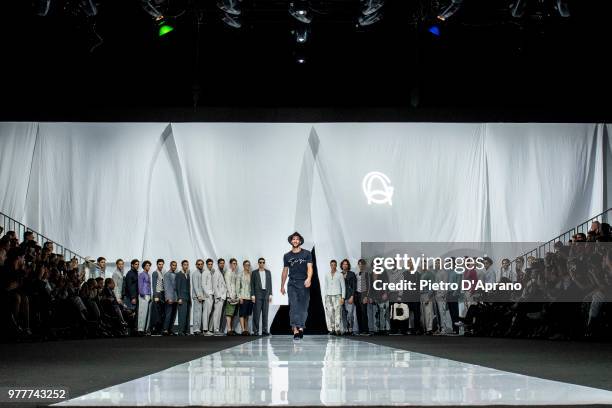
[341,259,357,335]
[124,259,140,312]
[175,260,191,335]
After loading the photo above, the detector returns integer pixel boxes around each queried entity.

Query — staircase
[515,207,611,263]
[1,211,84,262]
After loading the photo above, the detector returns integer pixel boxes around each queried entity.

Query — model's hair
[341,259,351,270]
[229,258,237,264]
[97,256,106,263]
[206,258,214,264]
[181,260,189,265]
[217,258,225,263]
[258,257,265,263]
[142,260,152,268]
[330,259,337,265]
[116,258,124,265]
[358,258,366,265]
[156,258,165,264]
[130,259,140,267]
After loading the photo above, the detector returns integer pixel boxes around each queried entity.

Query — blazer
[152,270,165,298]
[342,270,357,300]
[175,271,191,301]
[251,269,272,299]
[124,268,139,300]
[163,271,177,302]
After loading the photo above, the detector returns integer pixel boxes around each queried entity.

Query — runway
[55,335,612,407]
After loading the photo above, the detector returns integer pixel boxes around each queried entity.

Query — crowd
[1,220,611,342]
[0,227,273,341]
[335,221,611,340]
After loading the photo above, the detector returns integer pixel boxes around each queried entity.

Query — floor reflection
[57,336,612,406]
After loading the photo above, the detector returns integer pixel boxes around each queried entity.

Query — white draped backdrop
[1,122,611,313]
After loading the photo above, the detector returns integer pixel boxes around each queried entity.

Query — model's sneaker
[293,333,300,341]
[299,330,304,339]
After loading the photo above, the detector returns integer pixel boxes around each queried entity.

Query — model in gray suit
[163,260,178,335]
[251,257,273,336]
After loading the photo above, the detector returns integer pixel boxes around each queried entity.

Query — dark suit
[123,268,139,310]
[150,270,166,333]
[163,271,178,332]
[251,268,272,335]
[175,271,191,334]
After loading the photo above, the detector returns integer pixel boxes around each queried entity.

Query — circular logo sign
[362,171,394,206]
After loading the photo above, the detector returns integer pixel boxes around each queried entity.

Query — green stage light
[158,20,174,36]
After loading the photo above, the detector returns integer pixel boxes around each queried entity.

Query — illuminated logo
[362,171,394,206]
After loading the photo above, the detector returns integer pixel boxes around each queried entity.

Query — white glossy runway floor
[56,335,612,406]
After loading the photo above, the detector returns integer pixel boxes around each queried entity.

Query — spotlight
[221,13,241,28]
[556,0,570,17]
[361,0,385,16]
[217,0,241,16]
[293,24,310,43]
[35,0,51,16]
[510,0,527,18]
[358,11,383,26]
[437,0,463,21]
[140,0,164,19]
[140,1,176,36]
[217,0,242,28]
[289,1,312,24]
[428,25,441,36]
[157,17,174,36]
[511,0,570,18]
[79,0,98,17]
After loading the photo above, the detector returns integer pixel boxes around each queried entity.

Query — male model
[281,231,313,341]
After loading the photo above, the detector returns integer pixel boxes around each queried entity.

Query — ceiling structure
[2,0,611,122]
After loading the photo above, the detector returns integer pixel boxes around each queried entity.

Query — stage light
[511,0,569,18]
[35,0,51,16]
[357,0,385,26]
[141,0,163,19]
[289,1,312,24]
[361,0,385,16]
[221,13,242,28]
[428,25,441,36]
[437,0,463,21]
[293,24,310,43]
[556,0,570,17]
[358,11,383,26]
[158,19,174,36]
[511,0,527,18]
[79,0,98,17]
[217,0,241,16]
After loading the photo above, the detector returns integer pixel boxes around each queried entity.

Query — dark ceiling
[2,0,611,122]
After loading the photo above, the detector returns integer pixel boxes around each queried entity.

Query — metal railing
[1,211,84,263]
[513,207,611,265]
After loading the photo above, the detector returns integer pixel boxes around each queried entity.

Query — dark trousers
[177,300,190,334]
[164,301,178,332]
[354,292,368,334]
[150,292,166,333]
[253,292,270,335]
[447,301,459,333]
[288,280,310,329]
